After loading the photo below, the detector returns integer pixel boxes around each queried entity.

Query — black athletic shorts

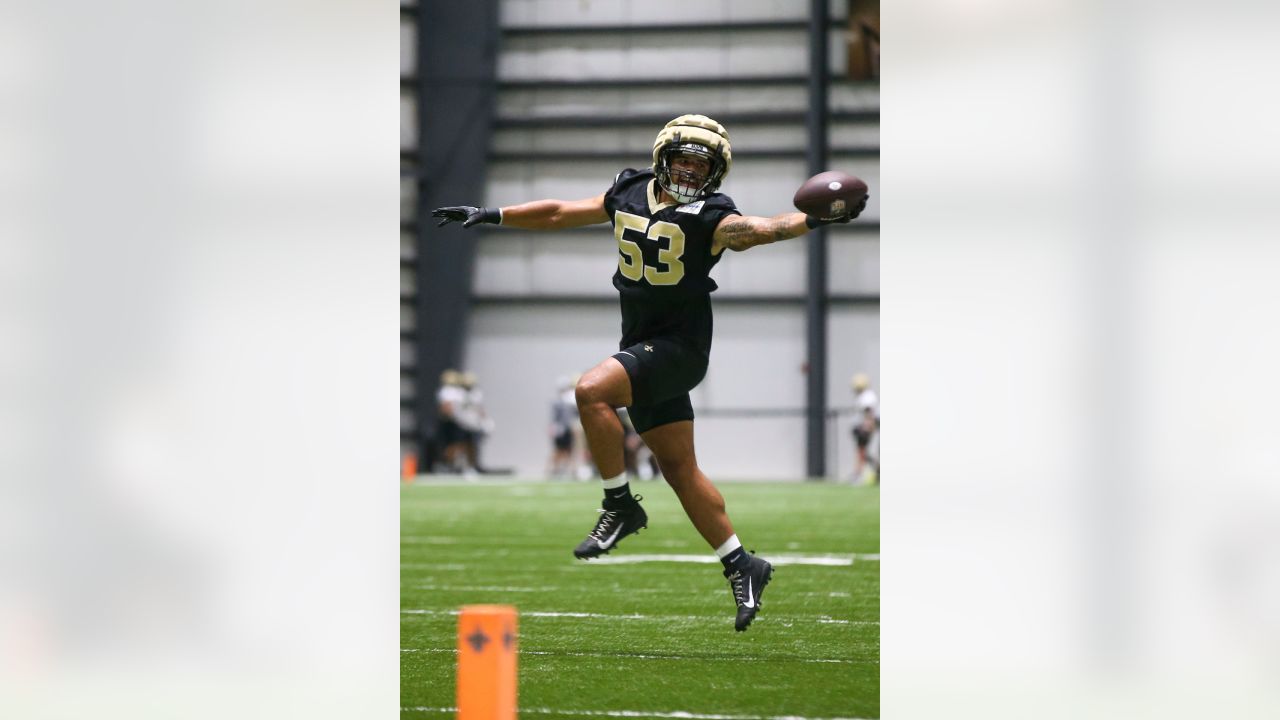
[853,426,872,448]
[553,428,572,451]
[612,336,709,434]
[437,418,465,445]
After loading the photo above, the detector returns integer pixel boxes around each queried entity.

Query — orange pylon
[401,454,418,483]
[456,605,518,720]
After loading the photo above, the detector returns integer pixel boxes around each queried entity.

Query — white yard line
[585,553,877,567]
[402,707,874,720]
[402,609,642,619]
[401,647,868,665]
[401,609,876,625]
[406,584,861,598]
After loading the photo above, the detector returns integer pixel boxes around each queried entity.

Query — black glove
[805,194,869,228]
[432,206,502,228]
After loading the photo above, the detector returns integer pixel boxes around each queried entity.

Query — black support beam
[483,147,878,163]
[495,75,878,91]
[467,294,879,307]
[501,20,838,36]
[806,0,832,478]
[493,110,879,128]
[412,0,501,451]
[408,73,880,93]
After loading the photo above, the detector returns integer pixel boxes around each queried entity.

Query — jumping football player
[433,115,867,631]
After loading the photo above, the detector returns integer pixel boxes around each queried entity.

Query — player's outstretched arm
[713,212,850,253]
[432,194,609,230]
[712,193,867,254]
[711,213,810,254]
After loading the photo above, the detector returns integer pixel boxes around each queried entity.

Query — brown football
[793,171,868,220]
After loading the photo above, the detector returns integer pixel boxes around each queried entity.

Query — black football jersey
[603,168,740,352]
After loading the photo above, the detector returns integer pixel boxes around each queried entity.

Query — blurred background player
[433,114,866,631]
[567,372,596,481]
[455,371,495,475]
[618,408,643,480]
[547,375,577,478]
[433,369,467,473]
[851,372,880,484]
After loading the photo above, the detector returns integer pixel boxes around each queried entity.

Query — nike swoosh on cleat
[597,526,623,549]
[742,578,755,609]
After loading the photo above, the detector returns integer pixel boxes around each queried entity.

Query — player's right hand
[432,206,501,228]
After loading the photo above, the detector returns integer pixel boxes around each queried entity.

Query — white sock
[714,534,742,559]
[601,472,628,490]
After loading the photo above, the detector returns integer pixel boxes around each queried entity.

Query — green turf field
[401,480,879,719]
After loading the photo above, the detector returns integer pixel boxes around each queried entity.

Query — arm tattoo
[765,217,796,243]
[720,215,804,251]
[718,219,756,248]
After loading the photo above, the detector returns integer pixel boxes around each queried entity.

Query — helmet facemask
[656,143,724,204]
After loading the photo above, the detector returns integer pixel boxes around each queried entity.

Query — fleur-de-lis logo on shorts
[644,344,654,352]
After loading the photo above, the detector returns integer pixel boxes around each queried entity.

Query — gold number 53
[614,210,686,286]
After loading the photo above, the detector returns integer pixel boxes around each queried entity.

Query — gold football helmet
[651,114,732,204]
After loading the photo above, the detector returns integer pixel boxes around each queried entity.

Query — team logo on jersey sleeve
[675,200,705,215]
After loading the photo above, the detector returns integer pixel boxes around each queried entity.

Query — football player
[434,369,467,472]
[433,114,868,631]
[851,372,880,484]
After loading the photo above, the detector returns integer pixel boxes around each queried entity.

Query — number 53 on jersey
[614,210,686,286]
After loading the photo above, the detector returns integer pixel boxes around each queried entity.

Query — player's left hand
[432,206,501,228]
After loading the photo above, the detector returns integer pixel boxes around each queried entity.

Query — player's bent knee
[576,369,626,409]
[574,375,604,408]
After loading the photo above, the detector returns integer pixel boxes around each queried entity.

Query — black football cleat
[572,496,647,559]
[725,554,774,632]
